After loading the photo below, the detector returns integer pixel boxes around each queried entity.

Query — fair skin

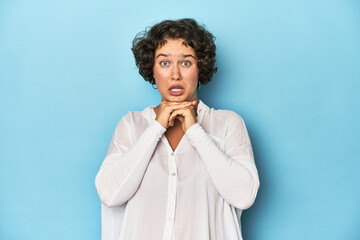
[153,38,199,151]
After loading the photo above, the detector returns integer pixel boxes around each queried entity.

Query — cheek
[188,69,199,85]
[153,67,168,81]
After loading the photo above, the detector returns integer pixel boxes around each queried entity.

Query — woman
[95,18,259,240]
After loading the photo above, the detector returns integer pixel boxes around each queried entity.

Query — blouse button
[171,172,176,176]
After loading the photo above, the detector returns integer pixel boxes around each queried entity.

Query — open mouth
[169,85,185,96]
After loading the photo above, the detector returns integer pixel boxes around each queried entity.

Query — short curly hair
[132,18,217,85]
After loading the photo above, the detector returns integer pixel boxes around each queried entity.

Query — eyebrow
[155,54,196,59]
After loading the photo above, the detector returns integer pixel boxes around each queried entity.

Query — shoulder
[115,106,155,129]
[207,108,246,127]
[200,103,247,139]
[121,105,155,122]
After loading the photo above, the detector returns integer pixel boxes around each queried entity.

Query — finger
[164,103,193,113]
[157,101,191,118]
[167,102,193,108]
[168,108,190,123]
[176,115,185,122]
[161,101,194,107]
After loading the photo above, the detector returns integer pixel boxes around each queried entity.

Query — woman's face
[153,38,199,102]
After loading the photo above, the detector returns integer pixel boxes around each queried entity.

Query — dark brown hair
[132,18,217,85]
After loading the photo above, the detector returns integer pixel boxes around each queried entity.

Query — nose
[171,65,182,80]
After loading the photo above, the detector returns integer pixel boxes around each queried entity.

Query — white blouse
[95,100,259,240]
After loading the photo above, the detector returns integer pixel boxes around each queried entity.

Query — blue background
[1,0,359,239]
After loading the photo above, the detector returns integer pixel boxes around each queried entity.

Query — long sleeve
[95,114,166,207]
[185,112,259,210]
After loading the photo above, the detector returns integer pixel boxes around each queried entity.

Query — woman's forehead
[155,39,196,55]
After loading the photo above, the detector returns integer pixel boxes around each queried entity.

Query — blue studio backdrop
[1,0,359,239]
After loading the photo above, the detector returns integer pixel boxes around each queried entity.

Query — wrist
[184,119,197,132]
[155,116,168,129]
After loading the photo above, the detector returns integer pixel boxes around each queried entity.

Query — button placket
[163,151,178,240]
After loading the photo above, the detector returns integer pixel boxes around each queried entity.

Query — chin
[162,93,197,102]
[167,96,186,102]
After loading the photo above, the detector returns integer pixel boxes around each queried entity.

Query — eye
[160,61,169,67]
[182,61,191,67]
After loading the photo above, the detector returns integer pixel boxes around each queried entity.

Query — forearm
[185,123,259,209]
[95,120,166,207]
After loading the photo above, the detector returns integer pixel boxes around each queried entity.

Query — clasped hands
[155,100,198,132]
